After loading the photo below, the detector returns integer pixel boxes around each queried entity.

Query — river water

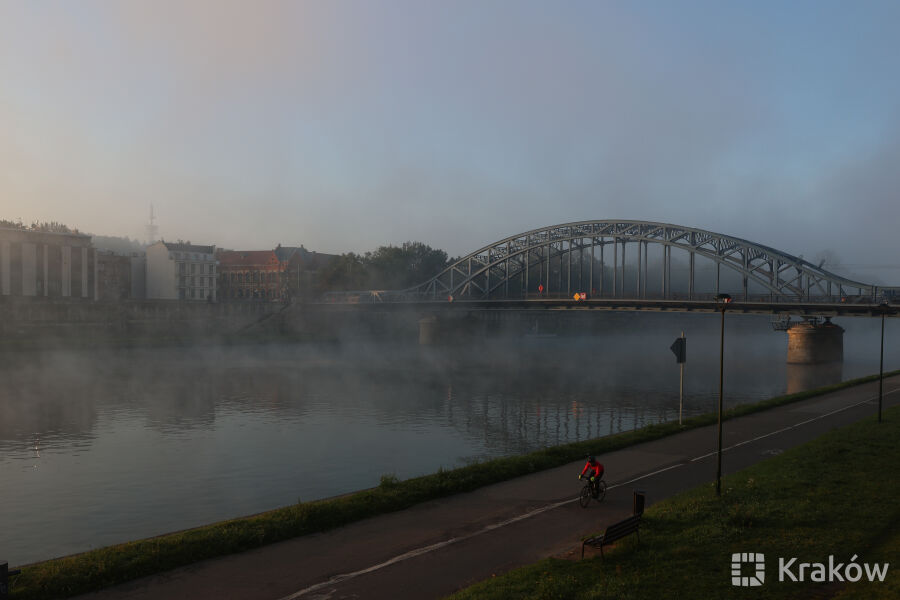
[1,313,897,565]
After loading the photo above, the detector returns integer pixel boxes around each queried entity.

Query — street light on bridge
[715,293,732,496]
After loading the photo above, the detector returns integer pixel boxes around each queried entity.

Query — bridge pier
[418,316,438,345]
[786,319,844,364]
[786,362,843,394]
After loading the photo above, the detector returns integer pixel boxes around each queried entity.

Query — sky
[2,0,899,283]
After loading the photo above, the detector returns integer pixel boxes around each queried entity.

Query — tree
[365,242,448,289]
[316,252,368,292]
[316,242,450,293]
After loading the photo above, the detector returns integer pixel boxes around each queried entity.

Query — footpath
[73,375,900,600]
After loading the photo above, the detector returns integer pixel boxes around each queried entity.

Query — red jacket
[581,460,604,479]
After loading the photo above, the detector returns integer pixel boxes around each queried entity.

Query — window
[191,263,197,274]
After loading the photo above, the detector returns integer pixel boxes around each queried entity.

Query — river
[1,313,897,565]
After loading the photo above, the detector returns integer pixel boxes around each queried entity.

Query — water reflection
[1,319,897,565]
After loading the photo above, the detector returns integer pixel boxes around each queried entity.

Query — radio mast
[146,204,159,243]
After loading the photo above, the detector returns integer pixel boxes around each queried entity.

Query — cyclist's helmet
[587,455,596,462]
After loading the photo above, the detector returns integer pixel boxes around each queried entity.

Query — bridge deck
[312,298,899,317]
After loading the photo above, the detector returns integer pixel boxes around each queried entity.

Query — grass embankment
[8,370,899,600]
[448,405,900,600]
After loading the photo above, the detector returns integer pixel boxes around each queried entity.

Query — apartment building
[146,241,217,301]
[0,225,96,300]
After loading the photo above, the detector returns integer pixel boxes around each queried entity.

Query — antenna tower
[146,204,159,243]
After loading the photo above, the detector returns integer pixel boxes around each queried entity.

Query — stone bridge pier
[786,319,844,364]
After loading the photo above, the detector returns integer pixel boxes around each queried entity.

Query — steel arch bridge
[345,221,898,303]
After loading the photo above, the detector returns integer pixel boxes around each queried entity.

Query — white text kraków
[779,555,889,583]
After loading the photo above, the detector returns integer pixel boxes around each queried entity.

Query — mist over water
[1,313,897,565]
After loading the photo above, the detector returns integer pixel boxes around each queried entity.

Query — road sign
[670,337,686,363]
[672,332,687,425]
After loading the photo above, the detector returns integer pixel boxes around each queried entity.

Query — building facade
[276,245,337,301]
[216,249,285,301]
[0,226,96,300]
[216,245,339,302]
[96,252,133,302]
[146,241,217,301]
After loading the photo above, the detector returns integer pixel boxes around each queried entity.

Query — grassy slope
[7,371,899,599]
[448,406,900,599]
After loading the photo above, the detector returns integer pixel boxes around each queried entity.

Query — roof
[162,242,215,253]
[302,252,338,270]
[274,245,303,262]
[0,226,91,240]
[217,249,280,267]
[274,245,338,269]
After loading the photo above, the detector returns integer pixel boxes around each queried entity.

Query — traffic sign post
[670,333,686,424]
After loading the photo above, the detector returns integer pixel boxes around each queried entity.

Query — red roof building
[216,249,285,301]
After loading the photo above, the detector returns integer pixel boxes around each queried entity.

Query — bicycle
[578,475,606,507]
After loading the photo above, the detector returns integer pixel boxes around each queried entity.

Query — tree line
[316,241,452,292]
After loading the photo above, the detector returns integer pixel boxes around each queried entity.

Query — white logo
[731,553,889,586]
[732,552,765,587]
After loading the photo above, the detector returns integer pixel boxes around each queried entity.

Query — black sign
[670,337,686,363]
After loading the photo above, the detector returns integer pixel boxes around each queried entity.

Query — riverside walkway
[74,375,900,600]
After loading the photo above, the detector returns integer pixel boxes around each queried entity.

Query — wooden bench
[581,514,641,559]
[1,562,22,600]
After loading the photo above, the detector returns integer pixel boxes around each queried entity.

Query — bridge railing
[318,290,895,305]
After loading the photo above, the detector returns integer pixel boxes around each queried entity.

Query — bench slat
[581,515,642,559]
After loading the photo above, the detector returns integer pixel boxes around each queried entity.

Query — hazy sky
[2,1,899,282]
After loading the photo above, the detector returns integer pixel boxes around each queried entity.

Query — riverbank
[6,369,899,600]
[448,406,900,599]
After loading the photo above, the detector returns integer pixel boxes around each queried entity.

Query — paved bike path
[74,375,900,600]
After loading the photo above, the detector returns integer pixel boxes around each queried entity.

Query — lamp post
[715,293,732,496]
[878,301,889,423]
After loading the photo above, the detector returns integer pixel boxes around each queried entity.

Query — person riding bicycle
[579,455,605,497]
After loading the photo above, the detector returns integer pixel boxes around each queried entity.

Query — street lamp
[878,301,889,423]
[715,293,732,496]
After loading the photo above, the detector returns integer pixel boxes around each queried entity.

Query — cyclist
[579,455,605,497]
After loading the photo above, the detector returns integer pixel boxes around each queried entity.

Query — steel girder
[405,220,897,301]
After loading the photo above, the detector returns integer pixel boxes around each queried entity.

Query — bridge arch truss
[406,221,894,302]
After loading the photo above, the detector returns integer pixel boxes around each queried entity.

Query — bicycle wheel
[579,484,592,508]
[596,480,607,502]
